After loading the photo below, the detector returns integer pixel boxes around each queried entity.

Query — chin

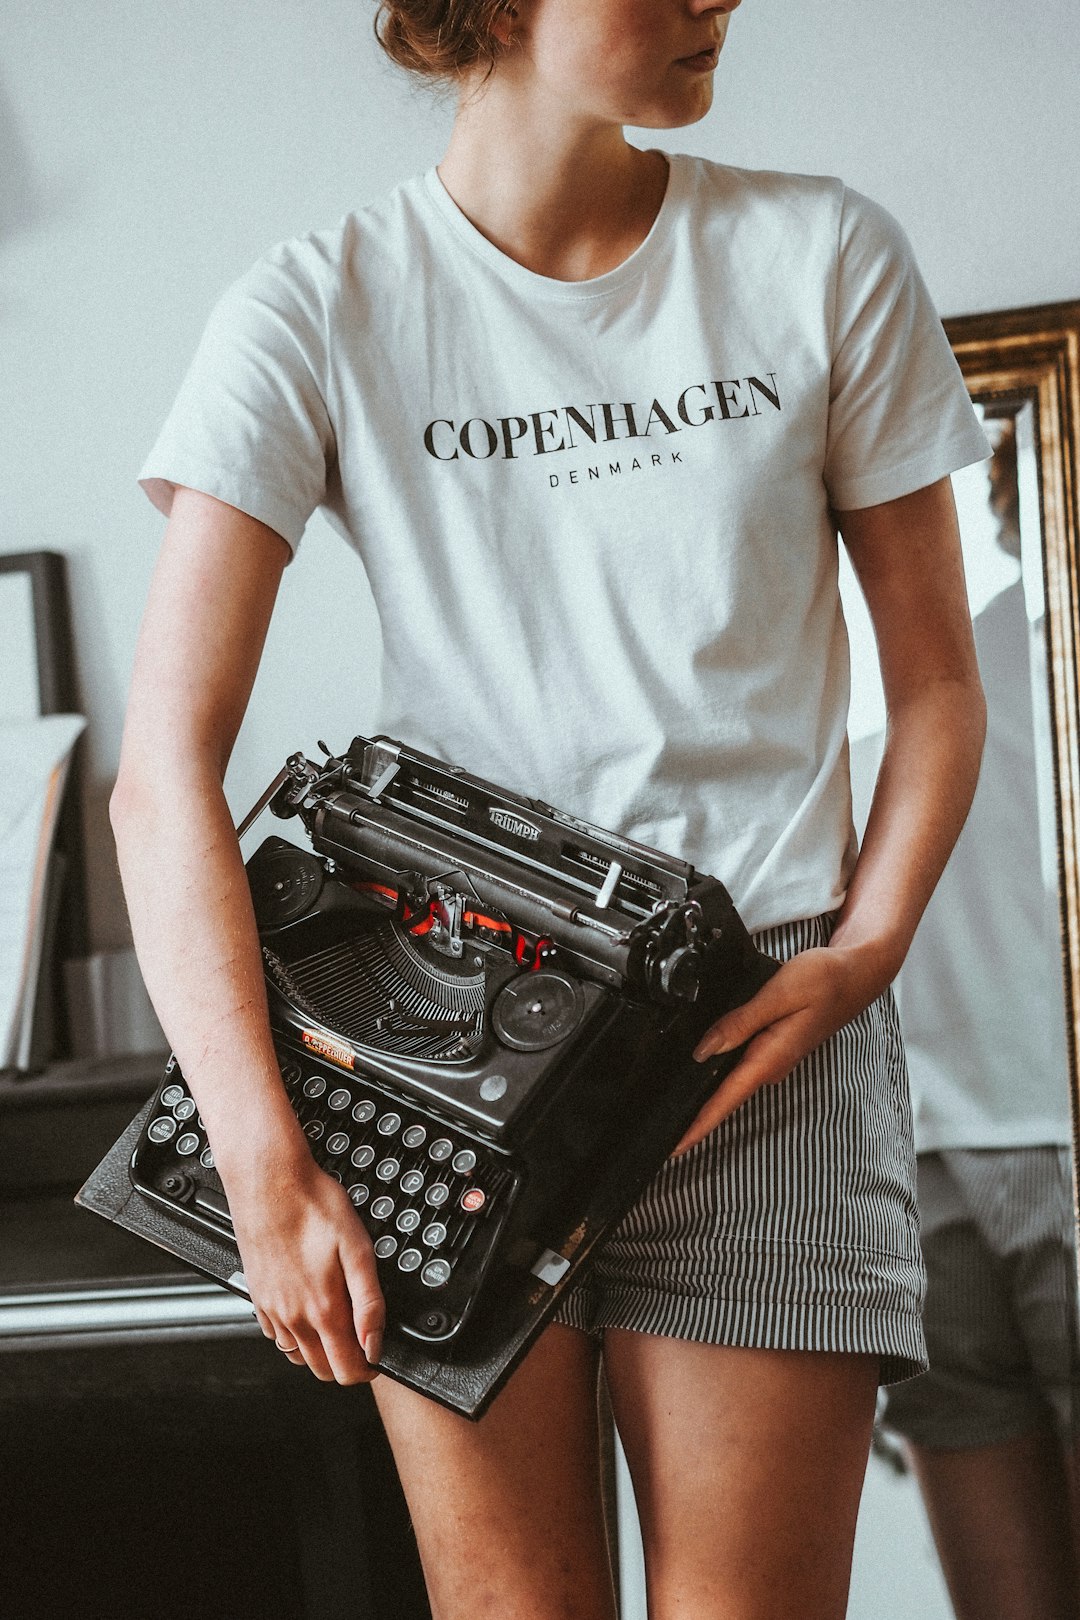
[623,85,715,131]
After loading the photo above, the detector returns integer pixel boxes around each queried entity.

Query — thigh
[373,1322,617,1620]
[604,1330,879,1620]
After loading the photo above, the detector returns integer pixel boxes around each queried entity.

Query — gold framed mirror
[944,301,1080,1186]
[836,302,1080,1616]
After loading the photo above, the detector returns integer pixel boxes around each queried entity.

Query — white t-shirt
[875,581,1072,1149]
[140,152,989,933]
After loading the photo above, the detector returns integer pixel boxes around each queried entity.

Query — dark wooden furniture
[0,1056,431,1620]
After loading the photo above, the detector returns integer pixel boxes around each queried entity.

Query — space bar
[194,1186,234,1228]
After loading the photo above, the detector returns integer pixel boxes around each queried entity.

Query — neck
[437,84,668,282]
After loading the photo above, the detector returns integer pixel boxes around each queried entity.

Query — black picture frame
[0,551,78,719]
[0,550,88,1062]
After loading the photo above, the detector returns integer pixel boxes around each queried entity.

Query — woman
[114,2,990,1615]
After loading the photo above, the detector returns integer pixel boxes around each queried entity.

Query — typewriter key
[425,1183,450,1207]
[421,1258,452,1289]
[348,1183,370,1206]
[402,1124,427,1149]
[302,1076,327,1099]
[398,1248,423,1273]
[199,1147,215,1170]
[451,1149,477,1175]
[461,1187,486,1213]
[428,1138,453,1162]
[400,1170,425,1195]
[176,1132,200,1156]
[351,1144,375,1170]
[376,1157,400,1182]
[370,1195,395,1221]
[147,1116,178,1143]
[304,1120,325,1141]
[161,1084,184,1108]
[422,1222,447,1248]
[352,1100,376,1124]
[397,1208,422,1233]
[374,1235,398,1260]
[173,1098,196,1121]
[161,1171,193,1200]
[325,1132,351,1156]
[377,1112,402,1136]
[327,1088,352,1112]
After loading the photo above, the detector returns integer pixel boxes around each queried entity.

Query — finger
[311,1286,376,1384]
[692,965,809,1061]
[341,1240,386,1369]
[262,1314,308,1366]
[320,1327,378,1386]
[253,1303,277,1342]
[290,1323,339,1383]
[671,1064,756,1155]
[674,1024,807,1153]
[306,1273,378,1386]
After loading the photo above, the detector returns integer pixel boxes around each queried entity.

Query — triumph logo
[490,808,541,841]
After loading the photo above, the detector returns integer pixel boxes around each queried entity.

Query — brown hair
[373,1,513,82]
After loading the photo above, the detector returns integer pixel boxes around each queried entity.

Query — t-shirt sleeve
[138,246,335,554]
[823,187,990,511]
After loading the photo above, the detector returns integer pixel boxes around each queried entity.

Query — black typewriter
[78,735,778,1417]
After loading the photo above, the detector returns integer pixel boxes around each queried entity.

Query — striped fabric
[883,1146,1080,1445]
[553,914,928,1385]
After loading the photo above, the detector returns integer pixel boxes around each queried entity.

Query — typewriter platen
[79,735,778,1417]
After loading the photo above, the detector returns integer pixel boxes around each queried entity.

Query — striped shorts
[552,914,928,1385]
[883,1146,1080,1445]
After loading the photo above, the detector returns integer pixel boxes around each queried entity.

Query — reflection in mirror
[844,386,1080,1615]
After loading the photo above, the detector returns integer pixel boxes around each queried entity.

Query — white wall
[3,5,1075,1614]
[2,0,1077,947]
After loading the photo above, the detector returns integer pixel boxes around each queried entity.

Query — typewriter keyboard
[132,1043,517,1340]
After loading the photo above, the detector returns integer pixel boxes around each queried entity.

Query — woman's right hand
[224,1141,386,1385]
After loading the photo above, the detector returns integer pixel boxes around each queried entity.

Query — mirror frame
[944,300,1080,1192]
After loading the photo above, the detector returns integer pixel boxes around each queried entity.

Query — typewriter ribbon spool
[78,735,779,1418]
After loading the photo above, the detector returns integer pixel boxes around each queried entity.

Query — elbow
[109,758,178,850]
[969,667,989,760]
[110,744,228,856]
[109,770,148,858]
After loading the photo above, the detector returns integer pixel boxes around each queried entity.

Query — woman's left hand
[672,943,891,1155]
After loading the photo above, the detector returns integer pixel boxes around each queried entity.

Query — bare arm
[676,476,986,1149]
[111,486,384,1379]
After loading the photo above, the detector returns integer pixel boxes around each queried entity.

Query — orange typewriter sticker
[301,1028,356,1071]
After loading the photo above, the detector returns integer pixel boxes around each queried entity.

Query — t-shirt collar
[420,150,687,301]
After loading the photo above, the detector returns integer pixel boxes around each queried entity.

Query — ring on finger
[276,1339,300,1354]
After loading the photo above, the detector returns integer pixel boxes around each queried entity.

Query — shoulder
[676,155,910,264]
[212,172,432,350]
[678,154,844,230]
